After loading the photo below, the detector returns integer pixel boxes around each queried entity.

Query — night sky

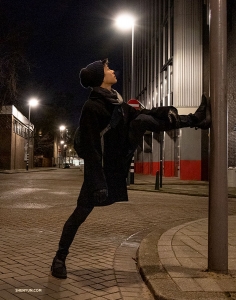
[1,0,130,125]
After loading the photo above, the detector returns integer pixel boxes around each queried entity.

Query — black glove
[93,189,108,204]
[149,106,180,128]
[167,107,180,127]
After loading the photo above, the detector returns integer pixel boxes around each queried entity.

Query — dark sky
[1,0,130,121]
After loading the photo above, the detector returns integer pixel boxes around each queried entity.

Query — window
[13,118,28,138]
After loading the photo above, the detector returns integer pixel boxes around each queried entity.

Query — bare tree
[0,11,31,110]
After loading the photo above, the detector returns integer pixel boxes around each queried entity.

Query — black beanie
[79,60,105,88]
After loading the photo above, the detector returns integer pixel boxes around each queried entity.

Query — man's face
[103,64,117,86]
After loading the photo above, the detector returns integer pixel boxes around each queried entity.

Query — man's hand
[93,189,108,204]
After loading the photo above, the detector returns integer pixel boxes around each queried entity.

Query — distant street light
[64,144,67,165]
[59,126,66,168]
[26,98,39,171]
[115,13,135,98]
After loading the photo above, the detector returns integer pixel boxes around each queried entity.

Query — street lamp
[64,144,67,165]
[115,13,135,98]
[59,125,66,132]
[116,14,136,184]
[59,126,66,168]
[26,98,39,171]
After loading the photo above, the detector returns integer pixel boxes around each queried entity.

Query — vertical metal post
[131,24,135,99]
[155,171,159,190]
[129,25,135,184]
[160,132,163,188]
[208,0,228,273]
[130,156,135,184]
[26,105,31,171]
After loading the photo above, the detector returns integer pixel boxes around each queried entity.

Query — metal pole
[208,0,228,273]
[128,24,135,184]
[155,171,159,190]
[26,105,31,171]
[59,133,61,168]
[130,156,134,184]
[160,132,163,188]
[131,24,134,99]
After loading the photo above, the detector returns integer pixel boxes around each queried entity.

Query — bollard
[155,171,159,190]
[130,156,134,184]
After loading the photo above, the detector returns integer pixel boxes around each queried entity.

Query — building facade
[0,106,34,170]
[122,0,235,180]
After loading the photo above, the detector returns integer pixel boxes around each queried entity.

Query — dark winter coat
[76,88,141,207]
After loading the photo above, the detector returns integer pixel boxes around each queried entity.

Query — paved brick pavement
[138,217,236,300]
[0,168,235,300]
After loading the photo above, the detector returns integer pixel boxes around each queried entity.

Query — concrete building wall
[152,133,160,176]
[11,130,27,169]
[134,146,143,174]
[180,128,202,180]
[173,0,203,107]
[0,115,12,169]
[164,131,175,177]
[0,106,34,170]
[124,0,234,180]
[142,133,152,174]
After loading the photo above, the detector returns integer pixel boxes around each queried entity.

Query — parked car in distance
[63,163,70,169]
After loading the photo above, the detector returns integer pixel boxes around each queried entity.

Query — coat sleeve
[79,103,107,192]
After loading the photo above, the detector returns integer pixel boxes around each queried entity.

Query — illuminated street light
[59,126,66,168]
[115,13,135,98]
[26,98,39,171]
[29,98,38,107]
[115,14,135,31]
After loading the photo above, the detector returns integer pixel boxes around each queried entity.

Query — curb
[137,230,168,300]
[0,168,58,174]
[128,186,236,198]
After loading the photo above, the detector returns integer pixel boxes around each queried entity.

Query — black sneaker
[191,94,211,129]
[51,256,67,279]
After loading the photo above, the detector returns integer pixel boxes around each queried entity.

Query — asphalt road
[0,168,236,299]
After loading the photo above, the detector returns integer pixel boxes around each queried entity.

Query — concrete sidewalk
[138,216,236,300]
[130,174,236,299]
[128,173,236,198]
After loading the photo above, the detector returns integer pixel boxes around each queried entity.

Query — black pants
[129,114,165,150]
[57,185,94,258]
[128,113,191,151]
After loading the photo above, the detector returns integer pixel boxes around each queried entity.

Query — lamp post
[69,149,72,164]
[26,98,38,171]
[59,125,66,168]
[60,140,65,167]
[116,14,136,184]
[64,144,67,165]
[115,14,135,98]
